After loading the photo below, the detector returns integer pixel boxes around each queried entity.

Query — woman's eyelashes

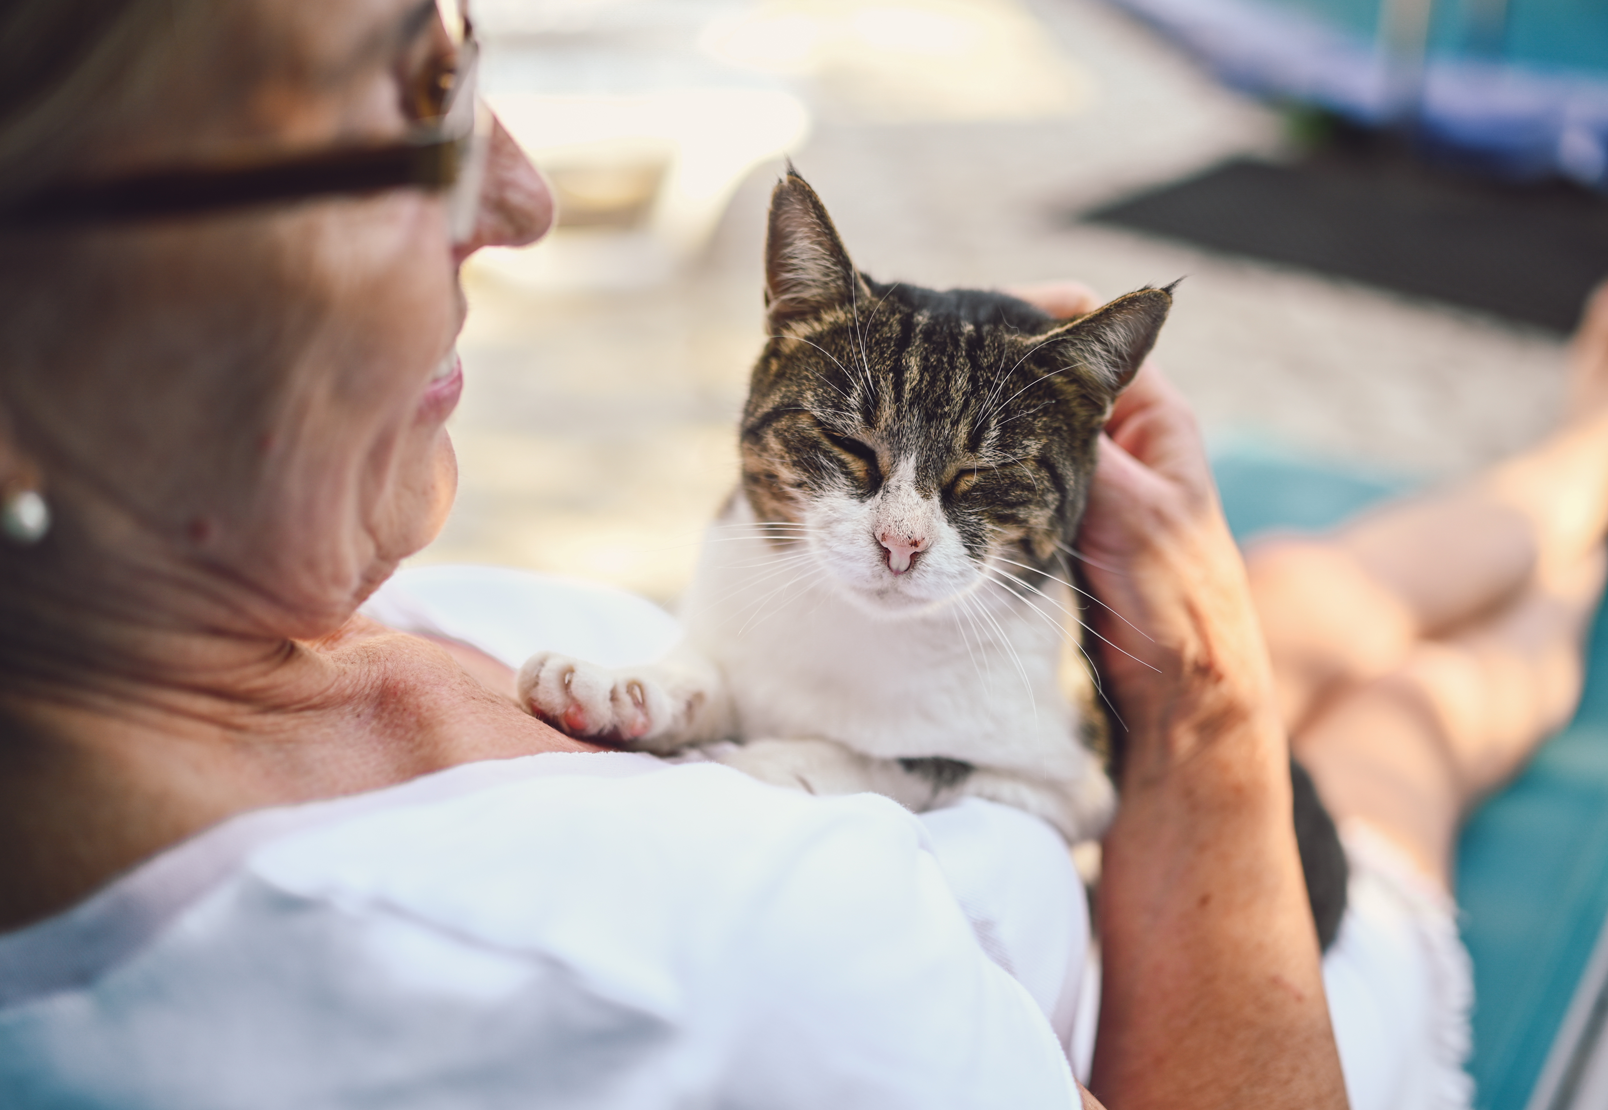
[396,17,460,122]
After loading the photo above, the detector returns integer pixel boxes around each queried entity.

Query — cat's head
[740,170,1171,616]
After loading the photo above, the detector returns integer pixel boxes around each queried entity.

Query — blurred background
[419,6,1608,1104]
[420,0,1607,606]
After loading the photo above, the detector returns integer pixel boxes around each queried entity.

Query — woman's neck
[0,616,597,932]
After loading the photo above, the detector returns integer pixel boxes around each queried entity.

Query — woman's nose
[452,114,554,264]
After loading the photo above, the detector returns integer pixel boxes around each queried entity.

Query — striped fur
[520,171,1172,841]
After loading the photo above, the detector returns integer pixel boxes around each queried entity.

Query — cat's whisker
[980,573,1101,673]
[707,553,820,576]
[978,331,1026,425]
[703,553,822,608]
[728,564,815,632]
[951,592,1003,694]
[709,547,818,579]
[983,564,1161,676]
[699,524,815,543]
[866,282,902,332]
[735,560,832,637]
[949,600,989,689]
[806,370,853,404]
[698,540,809,554]
[957,583,1030,690]
[976,448,1042,494]
[979,573,1104,692]
[993,399,1055,429]
[857,280,903,407]
[984,362,1072,424]
[699,524,815,537]
[954,591,1001,690]
[767,334,852,377]
[979,335,1068,422]
[587,522,811,553]
[991,554,1156,645]
[738,578,822,637]
[697,534,810,545]
[984,562,1122,651]
[963,585,1038,720]
[978,571,1090,663]
[978,572,1130,733]
[767,402,862,425]
[698,544,811,557]
[1011,459,1042,493]
[846,268,880,402]
[766,334,856,403]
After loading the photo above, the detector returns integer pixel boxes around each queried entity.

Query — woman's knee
[1246,537,1420,723]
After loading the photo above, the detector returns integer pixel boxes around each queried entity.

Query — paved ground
[423,0,1572,604]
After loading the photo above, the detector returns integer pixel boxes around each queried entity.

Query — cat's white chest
[680,512,1083,780]
[518,497,1117,840]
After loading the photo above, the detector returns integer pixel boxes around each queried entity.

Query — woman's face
[15,0,552,638]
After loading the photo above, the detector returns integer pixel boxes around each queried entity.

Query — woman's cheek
[413,424,458,552]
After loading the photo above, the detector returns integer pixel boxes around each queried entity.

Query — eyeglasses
[0,0,490,243]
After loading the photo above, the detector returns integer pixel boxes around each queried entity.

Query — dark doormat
[1083,142,1608,334]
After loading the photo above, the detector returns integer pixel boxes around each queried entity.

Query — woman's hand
[1010,279,1280,781]
[1077,364,1283,785]
[1013,281,1346,1110]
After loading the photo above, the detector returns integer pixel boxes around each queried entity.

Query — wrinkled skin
[0,0,591,935]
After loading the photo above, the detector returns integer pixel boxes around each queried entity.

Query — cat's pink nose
[879,532,928,574]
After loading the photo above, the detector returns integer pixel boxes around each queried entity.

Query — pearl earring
[1,487,50,545]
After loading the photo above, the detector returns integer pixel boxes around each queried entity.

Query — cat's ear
[1034,284,1175,396]
[765,168,862,329]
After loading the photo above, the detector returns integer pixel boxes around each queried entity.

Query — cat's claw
[517,651,682,748]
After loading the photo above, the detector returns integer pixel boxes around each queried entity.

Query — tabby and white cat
[517,171,1170,844]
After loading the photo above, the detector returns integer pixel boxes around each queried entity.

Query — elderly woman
[2,1,1607,1107]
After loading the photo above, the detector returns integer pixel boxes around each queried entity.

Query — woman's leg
[1293,548,1605,881]
[1246,284,1608,883]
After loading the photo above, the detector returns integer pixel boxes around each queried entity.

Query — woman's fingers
[1102,363,1215,504]
[1105,360,1169,433]
[1003,281,1102,320]
[1075,363,1278,771]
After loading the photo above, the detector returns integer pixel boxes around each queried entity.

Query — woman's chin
[419,432,459,545]
[386,431,460,562]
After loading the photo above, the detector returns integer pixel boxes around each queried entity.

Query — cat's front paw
[516,652,695,750]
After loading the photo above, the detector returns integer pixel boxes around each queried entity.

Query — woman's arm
[1075,364,1347,1109]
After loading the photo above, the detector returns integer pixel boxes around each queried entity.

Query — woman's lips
[419,352,464,422]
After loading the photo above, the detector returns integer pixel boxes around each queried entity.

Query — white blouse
[0,750,1089,1109]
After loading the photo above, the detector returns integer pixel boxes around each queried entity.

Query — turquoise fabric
[1212,450,1608,1110]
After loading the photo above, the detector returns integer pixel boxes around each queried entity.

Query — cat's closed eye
[821,428,883,491]
[944,468,988,502]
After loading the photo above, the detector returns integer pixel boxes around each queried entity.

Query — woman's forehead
[259,0,442,80]
[175,0,442,153]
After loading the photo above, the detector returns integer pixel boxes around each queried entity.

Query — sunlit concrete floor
[419,0,1571,605]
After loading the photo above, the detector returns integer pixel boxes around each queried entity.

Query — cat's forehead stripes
[762,308,1073,475]
[746,169,1171,585]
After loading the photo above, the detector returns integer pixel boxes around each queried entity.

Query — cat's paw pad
[516,653,674,745]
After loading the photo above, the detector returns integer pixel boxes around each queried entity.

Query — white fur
[519,471,1115,843]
